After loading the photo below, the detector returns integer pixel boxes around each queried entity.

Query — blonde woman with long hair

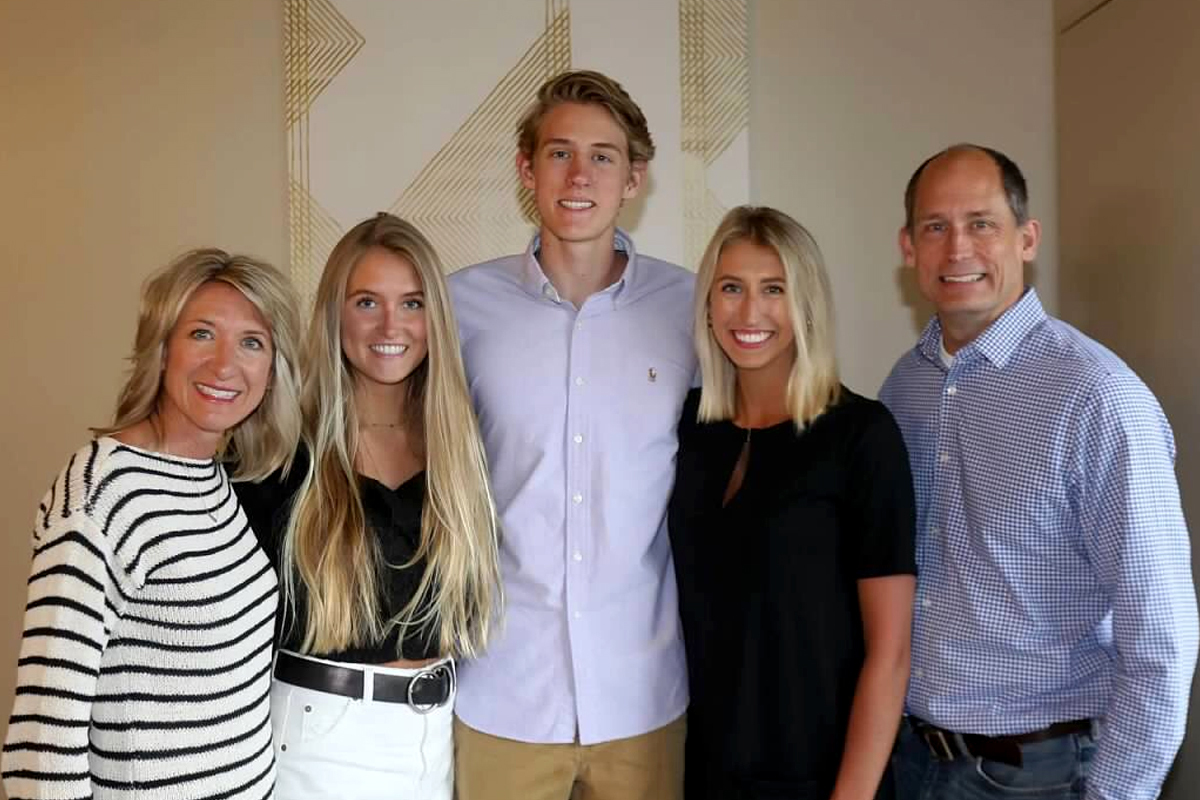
[235,213,500,800]
[3,250,301,800]
[668,206,916,800]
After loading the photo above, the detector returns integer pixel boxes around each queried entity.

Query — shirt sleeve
[1075,372,1199,800]
[846,401,918,579]
[231,471,287,563]
[2,472,132,799]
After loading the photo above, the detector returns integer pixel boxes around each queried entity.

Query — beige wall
[1,0,1067,792]
[0,0,287,774]
[1057,0,1200,796]
[750,0,1058,394]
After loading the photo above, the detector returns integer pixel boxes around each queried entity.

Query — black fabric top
[235,448,439,663]
[668,387,916,800]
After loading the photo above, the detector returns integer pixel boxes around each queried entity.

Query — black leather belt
[274,650,454,713]
[908,716,1093,768]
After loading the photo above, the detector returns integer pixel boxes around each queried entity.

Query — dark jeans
[891,719,1096,800]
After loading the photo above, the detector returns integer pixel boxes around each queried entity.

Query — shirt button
[576,321,584,331]
[572,492,583,504]
[573,434,584,444]
[930,525,940,535]
[913,668,924,680]
[946,385,957,395]
[922,598,931,609]
[573,551,583,562]
[939,452,949,464]
[573,611,582,619]
[574,376,584,387]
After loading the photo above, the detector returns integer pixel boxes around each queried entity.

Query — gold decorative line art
[680,0,748,269]
[285,0,364,126]
[287,178,344,312]
[285,0,364,297]
[389,0,571,273]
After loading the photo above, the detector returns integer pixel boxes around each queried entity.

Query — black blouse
[668,387,915,800]
[235,449,440,663]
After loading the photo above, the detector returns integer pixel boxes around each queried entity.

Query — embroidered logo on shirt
[648,367,657,383]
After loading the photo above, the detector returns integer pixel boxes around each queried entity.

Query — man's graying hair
[904,143,1030,231]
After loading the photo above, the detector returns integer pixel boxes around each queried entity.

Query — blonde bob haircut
[282,213,501,659]
[694,206,841,429]
[95,248,302,480]
[517,69,655,164]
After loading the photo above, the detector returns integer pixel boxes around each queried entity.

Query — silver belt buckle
[406,663,452,714]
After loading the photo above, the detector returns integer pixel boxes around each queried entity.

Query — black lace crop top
[235,449,440,663]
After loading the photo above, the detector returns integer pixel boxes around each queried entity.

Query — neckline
[100,435,217,466]
[359,469,425,494]
[727,417,792,435]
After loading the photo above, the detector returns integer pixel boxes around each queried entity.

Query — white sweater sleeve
[2,460,131,800]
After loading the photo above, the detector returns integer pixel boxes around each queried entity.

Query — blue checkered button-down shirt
[880,289,1198,800]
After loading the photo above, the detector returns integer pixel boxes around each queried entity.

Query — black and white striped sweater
[2,438,277,800]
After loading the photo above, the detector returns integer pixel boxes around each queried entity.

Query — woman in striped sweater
[2,250,302,800]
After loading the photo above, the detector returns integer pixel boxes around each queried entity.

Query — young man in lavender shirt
[448,70,694,800]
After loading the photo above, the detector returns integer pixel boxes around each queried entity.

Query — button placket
[564,308,589,629]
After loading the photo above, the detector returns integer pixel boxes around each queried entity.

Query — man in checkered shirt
[880,143,1198,800]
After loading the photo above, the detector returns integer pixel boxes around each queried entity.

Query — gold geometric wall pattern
[390,0,571,273]
[287,179,344,305]
[285,0,365,126]
[284,0,748,290]
[680,0,748,268]
[285,0,365,296]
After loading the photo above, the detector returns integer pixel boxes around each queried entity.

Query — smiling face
[340,246,428,392]
[708,238,797,381]
[518,101,644,251]
[157,280,274,457]
[901,149,1040,351]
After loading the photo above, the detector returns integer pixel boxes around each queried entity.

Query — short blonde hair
[96,248,302,480]
[694,206,841,428]
[517,69,655,163]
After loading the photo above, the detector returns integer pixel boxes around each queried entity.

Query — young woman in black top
[669,206,916,800]
[237,214,500,800]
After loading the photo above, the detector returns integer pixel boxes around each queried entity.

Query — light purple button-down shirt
[448,230,694,745]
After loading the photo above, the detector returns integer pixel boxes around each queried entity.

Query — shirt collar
[519,229,638,305]
[916,287,1047,369]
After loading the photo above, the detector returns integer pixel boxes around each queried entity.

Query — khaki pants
[454,714,685,800]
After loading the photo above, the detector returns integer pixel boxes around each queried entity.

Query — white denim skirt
[270,650,455,800]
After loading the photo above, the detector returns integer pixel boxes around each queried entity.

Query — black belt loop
[273,650,454,710]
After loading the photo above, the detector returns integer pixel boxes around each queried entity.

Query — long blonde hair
[282,213,501,658]
[95,248,302,480]
[694,206,841,428]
